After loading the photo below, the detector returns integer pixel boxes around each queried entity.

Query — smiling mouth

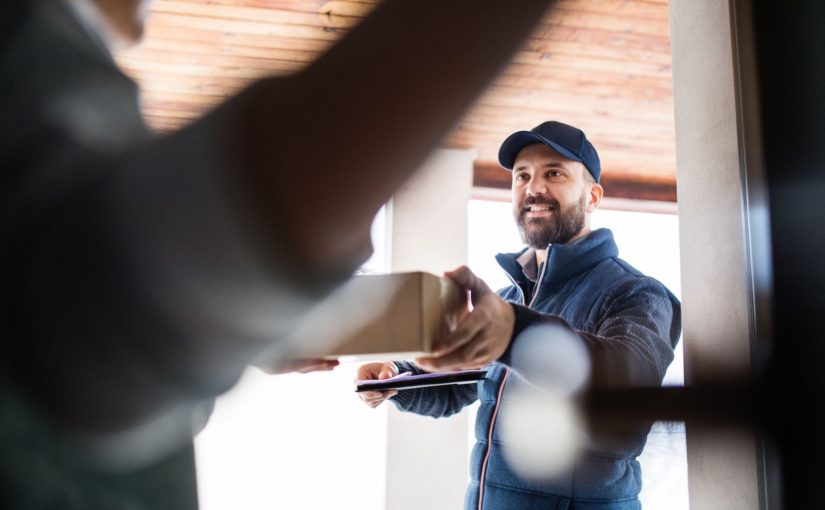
[524,204,556,216]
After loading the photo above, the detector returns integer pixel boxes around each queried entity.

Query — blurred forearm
[242,0,556,270]
[2,0,556,438]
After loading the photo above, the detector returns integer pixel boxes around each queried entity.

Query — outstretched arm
[233,0,559,273]
[418,266,679,390]
[2,1,556,436]
[356,361,478,418]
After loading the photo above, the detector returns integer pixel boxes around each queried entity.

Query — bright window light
[195,208,389,510]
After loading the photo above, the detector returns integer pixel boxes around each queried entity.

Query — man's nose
[526,176,547,196]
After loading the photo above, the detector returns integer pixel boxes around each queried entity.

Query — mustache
[520,196,560,213]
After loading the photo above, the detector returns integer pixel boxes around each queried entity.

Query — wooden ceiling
[115,0,677,202]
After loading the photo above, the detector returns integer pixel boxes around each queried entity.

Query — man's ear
[586,183,604,213]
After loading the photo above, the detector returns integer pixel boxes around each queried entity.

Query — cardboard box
[289,272,465,360]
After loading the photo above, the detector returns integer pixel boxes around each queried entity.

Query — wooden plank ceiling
[115,0,677,202]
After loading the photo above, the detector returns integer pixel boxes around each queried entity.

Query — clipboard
[355,369,487,392]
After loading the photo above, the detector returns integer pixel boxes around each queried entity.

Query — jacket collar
[496,228,619,288]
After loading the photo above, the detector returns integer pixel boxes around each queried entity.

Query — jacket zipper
[503,271,526,306]
[503,256,547,307]
[528,258,547,307]
[478,257,547,508]
[477,367,510,510]
[479,262,546,507]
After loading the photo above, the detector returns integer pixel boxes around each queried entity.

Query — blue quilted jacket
[392,228,681,510]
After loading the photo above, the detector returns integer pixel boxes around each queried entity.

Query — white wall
[669,0,761,508]
[384,148,475,510]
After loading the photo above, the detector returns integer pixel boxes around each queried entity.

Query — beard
[516,192,588,248]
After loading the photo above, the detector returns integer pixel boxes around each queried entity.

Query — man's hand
[356,361,400,408]
[256,358,339,375]
[416,266,515,371]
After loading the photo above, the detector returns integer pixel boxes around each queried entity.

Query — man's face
[511,143,596,248]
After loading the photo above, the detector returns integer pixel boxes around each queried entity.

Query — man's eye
[514,173,528,182]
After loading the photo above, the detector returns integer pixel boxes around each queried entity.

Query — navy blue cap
[498,121,601,183]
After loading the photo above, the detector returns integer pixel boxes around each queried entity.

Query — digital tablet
[355,369,487,392]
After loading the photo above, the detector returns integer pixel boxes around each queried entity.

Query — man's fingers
[360,388,396,399]
[356,361,398,408]
[368,399,386,409]
[444,265,476,291]
[357,362,394,381]
[444,265,471,286]
[378,367,397,380]
[370,390,398,401]
[417,331,486,371]
[431,309,486,357]
[359,389,397,406]
[445,265,491,297]
[416,284,515,372]
[418,305,489,368]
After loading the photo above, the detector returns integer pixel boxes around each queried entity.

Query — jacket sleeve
[388,361,479,418]
[500,277,680,389]
[2,0,556,440]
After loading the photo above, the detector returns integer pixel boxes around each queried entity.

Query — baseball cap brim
[497,131,584,170]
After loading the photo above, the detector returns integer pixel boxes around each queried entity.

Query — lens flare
[499,387,586,479]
